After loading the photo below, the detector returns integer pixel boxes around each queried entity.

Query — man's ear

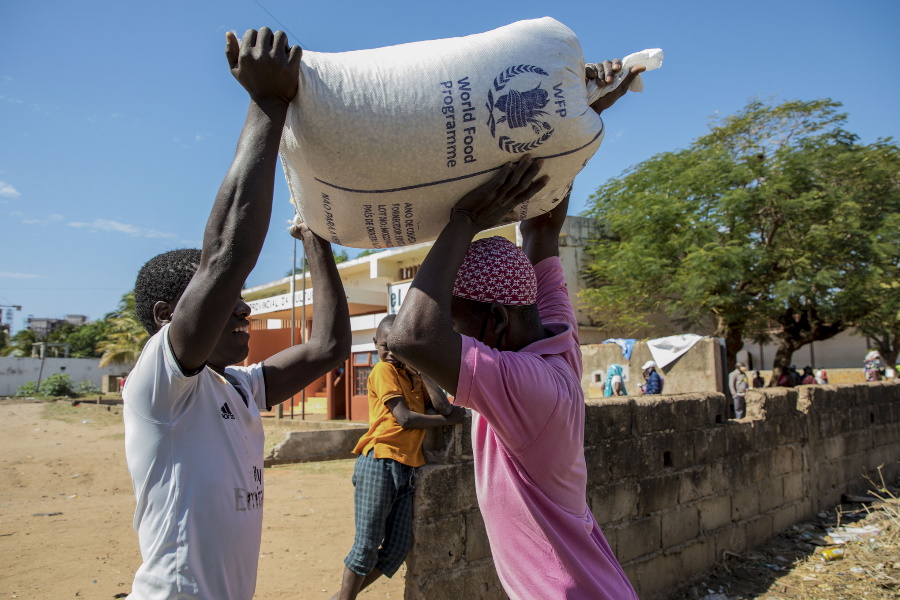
[153,301,174,329]
[490,303,510,335]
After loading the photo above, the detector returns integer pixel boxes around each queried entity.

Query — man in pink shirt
[389,60,642,599]
[390,165,638,598]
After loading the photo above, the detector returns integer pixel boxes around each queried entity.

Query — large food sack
[280,17,662,248]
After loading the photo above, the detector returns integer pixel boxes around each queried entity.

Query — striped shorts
[344,450,416,577]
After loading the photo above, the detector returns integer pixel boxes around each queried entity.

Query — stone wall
[582,337,726,398]
[404,382,900,599]
[264,422,368,467]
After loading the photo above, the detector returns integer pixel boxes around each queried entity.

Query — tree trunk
[768,305,846,386]
[869,331,899,371]
[768,337,799,387]
[716,319,744,374]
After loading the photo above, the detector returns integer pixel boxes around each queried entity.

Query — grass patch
[41,399,124,427]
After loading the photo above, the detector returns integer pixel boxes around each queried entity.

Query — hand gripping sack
[280,17,662,248]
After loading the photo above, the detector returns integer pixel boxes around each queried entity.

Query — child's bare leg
[331,567,383,600]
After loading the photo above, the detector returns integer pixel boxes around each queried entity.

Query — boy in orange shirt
[333,314,465,600]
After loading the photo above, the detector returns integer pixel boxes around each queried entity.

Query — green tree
[97,292,148,367]
[356,248,384,258]
[0,328,38,357]
[852,281,900,369]
[64,320,111,358]
[285,249,349,276]
[583,98,900,382]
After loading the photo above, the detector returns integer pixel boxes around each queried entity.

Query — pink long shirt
[455,257,638,600]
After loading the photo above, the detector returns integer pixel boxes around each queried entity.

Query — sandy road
[0,400,403,599]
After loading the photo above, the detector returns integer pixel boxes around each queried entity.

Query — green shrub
[75,380,100,396]
[16,381,38,396]
[39,373,75,397]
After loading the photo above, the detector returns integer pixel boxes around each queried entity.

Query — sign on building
[247,289,315,316]
[388,281,412,315]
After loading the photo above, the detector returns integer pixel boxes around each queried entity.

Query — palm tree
[97,292,148,367]
[0,328,38,357]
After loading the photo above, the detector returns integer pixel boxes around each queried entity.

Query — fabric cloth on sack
[646,333,703,369]
[123,324,267,600]
[453,257,637,600]
[601,338,636,360]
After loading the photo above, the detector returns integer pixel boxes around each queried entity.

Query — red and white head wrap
[452,236,537,306]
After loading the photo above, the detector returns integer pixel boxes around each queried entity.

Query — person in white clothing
[123,28,351,600]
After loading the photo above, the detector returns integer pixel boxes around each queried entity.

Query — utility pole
[0,304,22,338]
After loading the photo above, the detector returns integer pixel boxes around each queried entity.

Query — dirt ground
[2,398,898,600]
[674,487,900,600]
[0,399,403,599]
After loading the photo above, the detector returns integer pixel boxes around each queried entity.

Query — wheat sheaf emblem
[486,65,554,153]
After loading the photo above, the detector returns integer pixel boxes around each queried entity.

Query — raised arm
[262,222,351,407]
[519,190,570,266]
[585,59,646,115]
[388,157,547,394]
[168,28,302,373]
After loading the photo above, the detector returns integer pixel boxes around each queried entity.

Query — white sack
[280,17,662,248]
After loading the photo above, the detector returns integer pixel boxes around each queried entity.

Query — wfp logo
[486,65,554,154]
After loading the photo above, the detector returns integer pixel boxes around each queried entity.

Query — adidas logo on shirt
[221,402,236,420]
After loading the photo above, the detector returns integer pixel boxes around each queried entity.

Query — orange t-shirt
[353,361,429,467]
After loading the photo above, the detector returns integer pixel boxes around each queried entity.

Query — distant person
[864,350,884,381]
[123,29,351,600]
[800,366,816,385]
[815,368,829,385]
[788,364,802,387]
[752,370,765,388]
[776,368,793,387]
[604,363,627,396]
[641,360,664,395]
[728,362,749,418]
[333,314,465,600]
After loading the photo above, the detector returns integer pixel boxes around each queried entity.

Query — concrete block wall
[404,382,900,599]
[581,338,726,398]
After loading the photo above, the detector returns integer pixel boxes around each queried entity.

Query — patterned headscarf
[452,236,537,306]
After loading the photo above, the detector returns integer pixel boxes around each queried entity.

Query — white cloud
[0,181,20,198]
[20,213,65,226]
[68,218,175,239]
[0,272,43,279]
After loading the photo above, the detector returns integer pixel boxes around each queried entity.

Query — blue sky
[1,0,898,332]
